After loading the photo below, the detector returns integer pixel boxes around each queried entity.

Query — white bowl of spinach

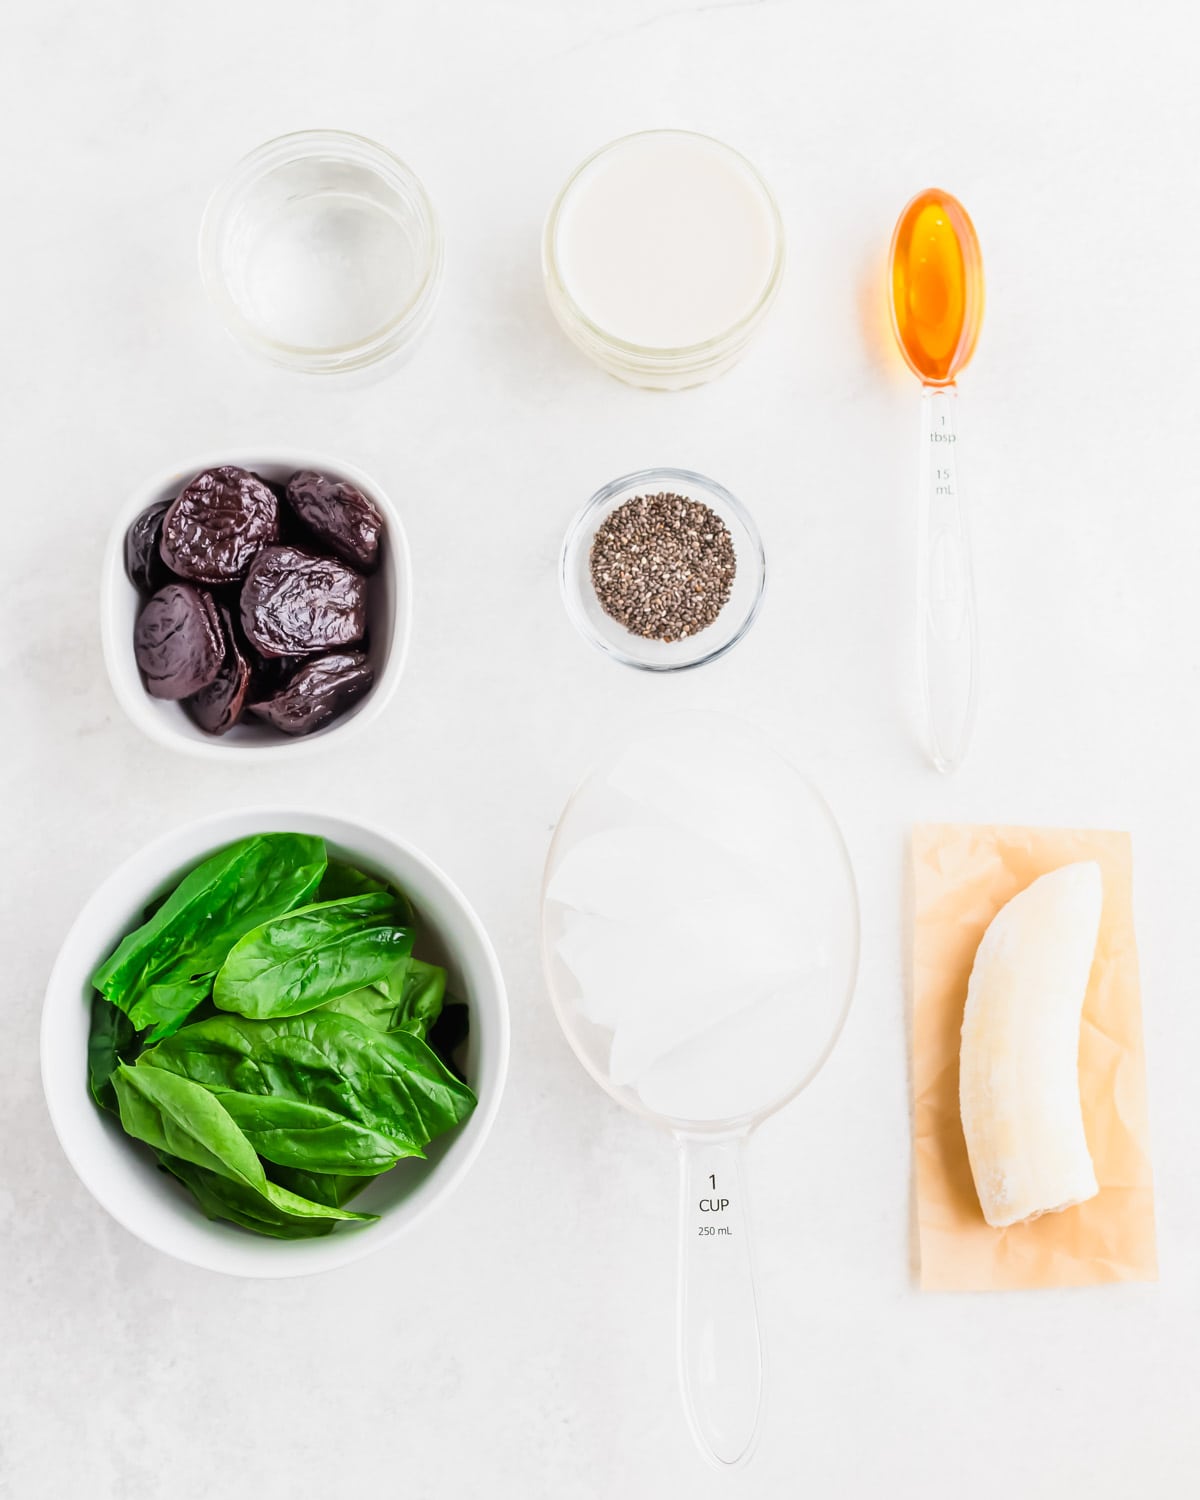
[41,811,509,1276]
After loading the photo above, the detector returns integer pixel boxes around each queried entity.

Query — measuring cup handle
[676,1133,763,1469]
[918,384,979,773]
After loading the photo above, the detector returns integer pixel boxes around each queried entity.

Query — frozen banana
[959,862,1102,1228]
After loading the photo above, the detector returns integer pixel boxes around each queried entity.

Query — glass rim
[198,128,444,373]
[542,129,787,368]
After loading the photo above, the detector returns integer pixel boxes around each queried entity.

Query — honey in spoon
[889,189,984,386]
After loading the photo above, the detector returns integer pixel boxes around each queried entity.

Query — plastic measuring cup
[888,188,986,773]
[541,715,860,1467]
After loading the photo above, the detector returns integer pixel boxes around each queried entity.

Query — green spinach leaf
[87,835,476,1242]
[318,859,388,903]
[384,958,446,1037]
[139,1011,476,1167]
[267,1164,368,1210]
[87,993,139,1114]
[319,979,401,1032]
[112,1063,373,1226]
[213,893,414,1019]
[157,1154,339,1239]
[323,956,447,1038]
[92,834,327,1033]
[141,974,216,1044]
[318,860,414,922]
[207,1094,412,1175]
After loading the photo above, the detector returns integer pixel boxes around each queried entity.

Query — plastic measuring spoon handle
[918,384,979,773]
[676,1133,762,1470]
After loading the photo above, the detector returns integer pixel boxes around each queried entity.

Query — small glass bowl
[542,130,786,391]
[561,467,766,671]
[199,130,443,375]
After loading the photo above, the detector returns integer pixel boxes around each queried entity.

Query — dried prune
[239,545,367,658]
[248,652,374,736]
[125,501,172,595]
[160,466,279,584]
[133,584,223,700]
[285,471,383,572]
[258,474,288,508]
[123,461,385,743]
[247,647,307,698]
[184,607,251,734]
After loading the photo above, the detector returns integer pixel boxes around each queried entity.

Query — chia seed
[589,491,737,642]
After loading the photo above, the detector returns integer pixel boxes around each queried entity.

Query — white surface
[3,2,1198,1497]
[41,809,509,1276]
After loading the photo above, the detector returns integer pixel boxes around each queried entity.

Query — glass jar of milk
[542,130,785,390]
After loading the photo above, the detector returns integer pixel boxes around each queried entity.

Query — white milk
[553,132,779,349]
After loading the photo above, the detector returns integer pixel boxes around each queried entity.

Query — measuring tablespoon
[541,715,860,1469]
[889,189,986,773]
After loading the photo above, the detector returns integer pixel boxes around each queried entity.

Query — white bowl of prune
[103,451,410,759]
